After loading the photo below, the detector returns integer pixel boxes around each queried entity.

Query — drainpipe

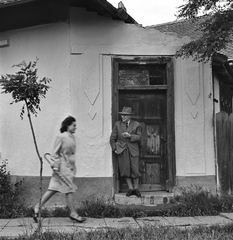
[212,68,219,195]
[213,58,233,195]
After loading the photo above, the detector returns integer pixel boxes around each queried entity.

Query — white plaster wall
[68,7,189,179]
[70,7,216,178]
[68,54,113,177]
[0,23,72,176]
[0,19,114,178]
[69,8,189,56]
[174,58,215,177]
[0,6,217,180]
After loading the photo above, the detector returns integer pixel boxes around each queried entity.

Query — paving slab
[105,217,139,229]
[135,216,171,227]
[0,219,12,227]
[0,226,36,238]
[42,226,80,233]
[75,218,106,229]
[9,218,37,227]
[194,216,233,226]
[220,213,233,221]
[1,215,233,238]
[42,217,106,229]
[164,217,202,226]
[0,218,37,237]
[41,217,75,226]
[42,226,104,234]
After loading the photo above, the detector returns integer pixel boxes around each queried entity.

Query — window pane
[119,64,149,85]
[119,63,166,86]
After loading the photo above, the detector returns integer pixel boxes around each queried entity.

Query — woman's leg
[33,190,57,223]
[34,190,57,211]
[65,192,76,216]
[66,192,86,222]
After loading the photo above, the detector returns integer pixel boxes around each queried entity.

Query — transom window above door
[118,63,167,86]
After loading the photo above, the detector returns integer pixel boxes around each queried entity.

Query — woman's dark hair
[60,116,76,133]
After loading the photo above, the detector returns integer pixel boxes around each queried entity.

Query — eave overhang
[0,0,137,33]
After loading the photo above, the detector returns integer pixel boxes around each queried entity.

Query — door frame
[111,56,176,193]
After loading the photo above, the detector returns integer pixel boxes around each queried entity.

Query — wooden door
[112,57,175,193]
[119,90,167,191]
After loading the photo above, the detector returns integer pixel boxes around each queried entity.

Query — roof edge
[0,0,38,8]
[0,0,137,24]
[94,0,137,24]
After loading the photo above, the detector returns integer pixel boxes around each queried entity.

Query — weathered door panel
[112,57,175,193]
[119,90,167,191]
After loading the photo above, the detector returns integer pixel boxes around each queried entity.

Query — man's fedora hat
[119,107,134,115]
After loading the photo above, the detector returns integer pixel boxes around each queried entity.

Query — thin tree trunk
[25,101,43,232]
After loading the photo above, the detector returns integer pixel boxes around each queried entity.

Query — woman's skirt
[48,161,77,193]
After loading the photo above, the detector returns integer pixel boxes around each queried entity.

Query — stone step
[114,191,174,206]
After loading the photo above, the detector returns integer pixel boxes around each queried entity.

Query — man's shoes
[126,188,133,197]
[134,189,141,198]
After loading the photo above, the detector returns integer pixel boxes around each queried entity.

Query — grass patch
[166,186,233,216]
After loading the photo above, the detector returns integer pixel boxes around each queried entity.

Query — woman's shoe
[32,207,39,223]
[69,215,86,223]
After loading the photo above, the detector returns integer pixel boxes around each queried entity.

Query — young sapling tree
[0,58,51,231]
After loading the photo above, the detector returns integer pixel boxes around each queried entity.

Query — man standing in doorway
[110,106,142,197]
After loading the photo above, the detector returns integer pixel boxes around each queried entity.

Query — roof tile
[151,18,233,59]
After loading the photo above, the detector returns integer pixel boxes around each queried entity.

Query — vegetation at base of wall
[164,186,233,217]
[2,224,233,240]
[1,185,233,219]
[76,186,233,218]
[0,159,28,218]
[78,197,147,218]
[42,187,233,218]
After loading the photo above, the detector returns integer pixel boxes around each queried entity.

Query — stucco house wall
[0,6,217,206]
[174,58,216,191]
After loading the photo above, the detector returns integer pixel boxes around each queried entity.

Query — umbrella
[44,153,73,189]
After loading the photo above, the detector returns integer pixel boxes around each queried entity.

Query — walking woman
[33,116,86,223]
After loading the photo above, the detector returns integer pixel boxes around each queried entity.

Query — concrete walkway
[1,213,233,237]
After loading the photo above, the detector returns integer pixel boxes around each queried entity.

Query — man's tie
[126,122,129,129]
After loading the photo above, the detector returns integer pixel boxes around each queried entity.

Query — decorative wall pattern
[183,59,206,174]
[185,62,201,119]
[82,54,101,121]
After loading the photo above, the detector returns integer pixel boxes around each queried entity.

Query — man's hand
[122,132,131,138]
